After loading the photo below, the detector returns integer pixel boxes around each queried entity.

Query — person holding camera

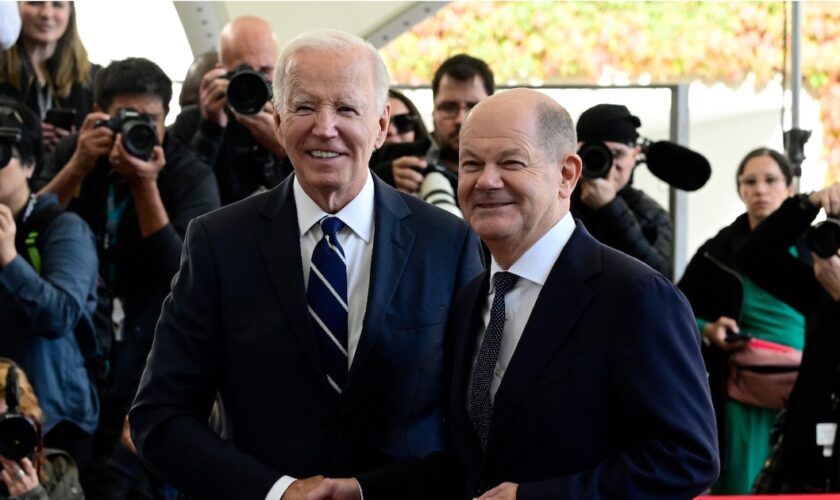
[0,98,98,474]
[570,104,673,278]
[371,54,494,196]
[735,183,840,492]
[384,89,428,146]
[189,15,291,205]
[0,2,99,153]
[0,358,85,500]
[678,147,808,494]
[34,58,219,481]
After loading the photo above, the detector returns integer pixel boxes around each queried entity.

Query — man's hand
[109,134,166,189]
[234,102,285,158]
[0,204,17,268]
[281,475,325,500]
[200,67,230,128]
[702,316,745,352]
[41,121,73,153]
[306,478,361,500]
[478,482,518,500]
[70,112,115,175]
[392,156,427,193]
[814,253,840,302]
[579,177,617,210]
[0,456,39,496]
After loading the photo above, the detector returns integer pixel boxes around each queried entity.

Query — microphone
[642,140,712,192]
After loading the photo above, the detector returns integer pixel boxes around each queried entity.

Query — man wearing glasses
[372,54,494,195]
[571,104,673,278]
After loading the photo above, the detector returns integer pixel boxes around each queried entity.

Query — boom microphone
[643,140,712,192]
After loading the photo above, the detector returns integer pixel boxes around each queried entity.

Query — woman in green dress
[678,147,808,493]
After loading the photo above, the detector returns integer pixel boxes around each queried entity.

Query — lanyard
[36,83,53,121]
[104,182,128,251]
[20,193,37,224]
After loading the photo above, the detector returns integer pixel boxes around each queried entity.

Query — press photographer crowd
[0,3,839,500]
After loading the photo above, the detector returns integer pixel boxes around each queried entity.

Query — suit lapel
[256,178,328,385]
[346,177,415,388]
[484,223,601,459]
[451,272,490,469]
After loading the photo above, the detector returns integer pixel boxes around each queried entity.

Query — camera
[0,366,38,461]
[577,141,614,179]
[95,108,158,160]
[0,105,22,170]
[224,64,273,115]
[808,217,840,259]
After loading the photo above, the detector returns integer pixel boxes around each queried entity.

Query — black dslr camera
[808,217,840,259]
[0,366,39,461]
[95,108,158,160]
[225,64,273,115]
[0,105,22,170]
[577,141,614,179]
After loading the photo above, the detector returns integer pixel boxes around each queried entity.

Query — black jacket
[736,195,840,490]
[572,185,673,278]
[678,208,811,473]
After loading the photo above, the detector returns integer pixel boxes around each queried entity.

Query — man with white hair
[129,30,483,500]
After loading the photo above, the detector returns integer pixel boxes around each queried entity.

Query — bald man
[191,15,292,204]
[312,89,718,500]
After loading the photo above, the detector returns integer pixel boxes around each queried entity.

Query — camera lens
[227,70,272,115]
[808,218,840,259]
[578,142,613,179]
[0,415,38,460]
[122,121,157,160]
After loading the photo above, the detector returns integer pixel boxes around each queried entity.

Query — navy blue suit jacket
[449,223,719,499]
[129,174,484,499]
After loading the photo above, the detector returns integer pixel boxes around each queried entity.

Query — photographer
[571,104,672,277]
[0,98,97,473]
[0,359,84,500]
[190,16,291,205]
[371,54,494,195]
[736,183,840,492]
[34,58,219,475]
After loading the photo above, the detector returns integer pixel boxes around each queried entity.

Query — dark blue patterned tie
[469,271,519,451]
[307,216,348,394]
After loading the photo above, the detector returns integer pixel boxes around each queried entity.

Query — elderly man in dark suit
[311,88,719,500]
[129,30,483,500]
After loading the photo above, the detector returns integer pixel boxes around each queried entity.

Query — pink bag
[726,338,802,410]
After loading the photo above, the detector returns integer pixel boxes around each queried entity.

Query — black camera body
[577,141,614,179]
[0,366,39,461]
[808,217,840,259]
[95,108,158,160]
[0,105,23,170]
[225,64,273,116]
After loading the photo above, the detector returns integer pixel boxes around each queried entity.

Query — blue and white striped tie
[307,216,349,394]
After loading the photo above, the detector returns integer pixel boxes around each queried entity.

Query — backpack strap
[14,199,65,274]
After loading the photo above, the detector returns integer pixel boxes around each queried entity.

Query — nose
[453,107,468,126]
[474,164,504,191]
[312,109,338,138]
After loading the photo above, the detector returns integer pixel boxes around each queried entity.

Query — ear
[558,152,582,199]
[22,162,35,180]
[273,109,284,149]
[374,100,391,150]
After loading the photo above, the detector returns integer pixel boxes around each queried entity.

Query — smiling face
[738,154,794,228]
[458,90,581,266]
[19,1,70,48]
[276,46,389,212]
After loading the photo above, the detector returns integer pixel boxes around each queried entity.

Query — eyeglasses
[434,101,476,119]
[390,113,418,134]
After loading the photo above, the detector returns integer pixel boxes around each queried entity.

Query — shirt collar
[489,211,576,289]
[293,171,374,243]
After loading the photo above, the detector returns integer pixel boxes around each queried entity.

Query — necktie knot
[493,271,518,297]
[320,216,344,239]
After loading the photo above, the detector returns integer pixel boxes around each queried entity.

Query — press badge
[816,423,837,457]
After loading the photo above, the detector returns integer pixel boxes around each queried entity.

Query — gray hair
[272,30,390,113]
[536,102,576,160]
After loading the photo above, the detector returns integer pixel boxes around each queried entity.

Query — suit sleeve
[517,274,719,499]
[129,219,281,499]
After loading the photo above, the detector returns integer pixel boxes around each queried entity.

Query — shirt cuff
[265,475,297,500]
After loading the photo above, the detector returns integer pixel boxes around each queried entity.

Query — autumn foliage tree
[381,2,840,185]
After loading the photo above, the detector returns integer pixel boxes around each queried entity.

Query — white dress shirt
[469,212,576,406]
[267,172,375,500]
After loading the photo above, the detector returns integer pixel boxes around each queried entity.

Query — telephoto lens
[808,218,840,259]
[577,141,613,179]
[225,64,273,115]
